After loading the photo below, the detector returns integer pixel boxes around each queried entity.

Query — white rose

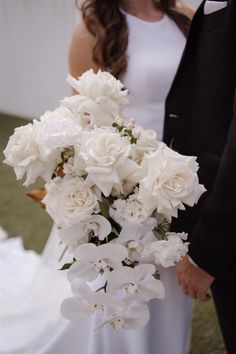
[3,107,81,186]
[43,176,100,227]
[131,126,162,162]
[3,123,55,186]
[35,107,81,159]
[61,70,129,127]
[40,106,75,122]
[135,145,206,217]
[79,128,138,196]
[63,141,86,177]
[111,179,137,198]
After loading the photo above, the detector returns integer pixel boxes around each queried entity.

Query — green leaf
[109,218,122,233]
[130,137,137,144]
[153,271,161,280]
[96,281,108,293]
[111,225,119,237]
[101,195,111,206]
[58,262,73,271]
[98,200,110,218]
[153,227,167,240]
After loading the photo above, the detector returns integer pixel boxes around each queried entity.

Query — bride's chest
[122,19,186,103]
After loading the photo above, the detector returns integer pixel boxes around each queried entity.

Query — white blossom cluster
[3,69,206,331]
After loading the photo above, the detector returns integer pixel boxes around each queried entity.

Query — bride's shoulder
[71,21,94,44]
[176,1,196,20]
[69,22,98,80]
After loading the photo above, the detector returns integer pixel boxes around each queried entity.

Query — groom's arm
[176,88,236,299]
[188,87,236,280]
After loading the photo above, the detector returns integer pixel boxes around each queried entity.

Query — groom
[164,0,236,352]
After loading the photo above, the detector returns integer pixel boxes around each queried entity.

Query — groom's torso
[164,0,235,158]
[163,0,236,231]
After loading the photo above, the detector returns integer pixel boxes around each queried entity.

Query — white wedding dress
[0,13,193,354]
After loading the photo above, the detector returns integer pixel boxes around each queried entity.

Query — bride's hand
[27,166,64,208]
[27,188,47,208]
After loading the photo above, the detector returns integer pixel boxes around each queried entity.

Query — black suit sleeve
[188,88,236,280]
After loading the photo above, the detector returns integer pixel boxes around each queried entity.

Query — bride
[0,0,194,353]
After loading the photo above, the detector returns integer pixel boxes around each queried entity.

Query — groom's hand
[176,256,215,301]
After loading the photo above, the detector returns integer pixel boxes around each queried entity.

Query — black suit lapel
[166,1,205,99]
[167,0,234,100]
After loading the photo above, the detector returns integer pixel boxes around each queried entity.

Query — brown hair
[77,0,192,78]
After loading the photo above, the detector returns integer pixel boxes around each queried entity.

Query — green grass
[0,113,226,353]
[190,300,226,354]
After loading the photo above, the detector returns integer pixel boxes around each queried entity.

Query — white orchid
[107,264,165,301]
[58,215,112,250]
[61,70,129,127]
[115,229,156,262]
[96,304,150,331]
[112,204,157,262]
[68,243,128,282]
[61,279,121,321]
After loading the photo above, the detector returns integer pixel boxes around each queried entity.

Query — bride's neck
[120,0,163,20]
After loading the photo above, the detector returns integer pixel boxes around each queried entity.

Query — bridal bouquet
[3,70,205,331]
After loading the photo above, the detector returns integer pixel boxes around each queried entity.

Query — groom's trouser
[212,277,236,354]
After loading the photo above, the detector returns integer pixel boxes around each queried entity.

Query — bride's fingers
[176,268,186,285]
[180,282,191,297]
[181,282,197,299]
[182,285,189,296]
[27,188,47,208]
[187,286,198,299]
[197,291,211,302]
[177,273,184,287]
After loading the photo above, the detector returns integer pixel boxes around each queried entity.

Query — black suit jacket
[164,0,236,280]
